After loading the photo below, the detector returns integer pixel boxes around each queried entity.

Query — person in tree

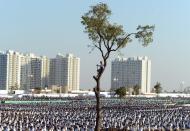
[97,61,104,74]
[81,3,154,130]
[93,61,104,81]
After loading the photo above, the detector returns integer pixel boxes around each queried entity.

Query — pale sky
[1,0,190,91]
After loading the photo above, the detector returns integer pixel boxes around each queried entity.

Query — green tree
[133,85,140,95]
[33,87,41,94]
[9,83,19,94]
[81,3,154,130]
[154,82,162,94]
[115,87,127,98]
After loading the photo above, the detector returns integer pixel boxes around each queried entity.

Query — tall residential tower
[49,54,80,91]
[111,56,151,94]
[0,50,80,91]
[0,52,8,90]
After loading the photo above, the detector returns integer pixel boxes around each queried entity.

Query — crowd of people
[0,97,190,130]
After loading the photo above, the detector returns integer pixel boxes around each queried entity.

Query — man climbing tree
[96,61,104,76]
[81,3,154,131]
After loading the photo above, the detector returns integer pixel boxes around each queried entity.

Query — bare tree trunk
[94,59,108,131]
[95,79,101,131]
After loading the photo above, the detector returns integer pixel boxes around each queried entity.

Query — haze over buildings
[0,50,80,92]
[111,56,151,94]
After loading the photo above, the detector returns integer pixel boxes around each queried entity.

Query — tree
[9,83,19,94]
[133,85,140,95]
[154,82,162,94]
[33,87,41,94]
[81,3,154,131]
[115,87,127,98]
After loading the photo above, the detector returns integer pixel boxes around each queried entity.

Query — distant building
[6,50,21,90]
[20,53,34,90]
[49,54,80,91]
[0,50,22,90]
[0,50,80,92]
[0,52,8,90]
[20,53,50,90]
[111,56,151,94]
[49,58,56,86]
[71,54,80,91]
[30,56,42,89]
[40,56,49,88]
[21,54,50,90]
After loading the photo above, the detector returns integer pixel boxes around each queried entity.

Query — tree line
[115,82,162,98]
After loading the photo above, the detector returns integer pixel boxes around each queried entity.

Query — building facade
[49,54,80,91]
[40,56,50,88]
[0,50,80,91]
[65,54,80,91]
[0,52,8,90]
[0,50,22,90]
[49,58,56,86]
[7,50,21,90]
[20,53,33,90]
[30,57,42,89]
[111,56,151,94]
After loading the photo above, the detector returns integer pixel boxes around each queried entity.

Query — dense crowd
[0,97,190,130]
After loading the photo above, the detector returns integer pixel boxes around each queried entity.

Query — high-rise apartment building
[20,54,50,90]
[55,54,66,87]
[40,56,50,88]
[30,57,42,89]
[20,53,33,90]
[7,50,21,90]
[111,56,151,94]
[0,52,8,90]
[0,50,80,91]
[49,58,56,86]
[0,50,22,90]
[71,55,80,91]
[65,54,80,91]
[49,54,80,91]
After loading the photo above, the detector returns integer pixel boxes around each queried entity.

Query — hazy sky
[1,0,190,91]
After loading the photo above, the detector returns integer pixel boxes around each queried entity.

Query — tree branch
[111,33,136,52]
